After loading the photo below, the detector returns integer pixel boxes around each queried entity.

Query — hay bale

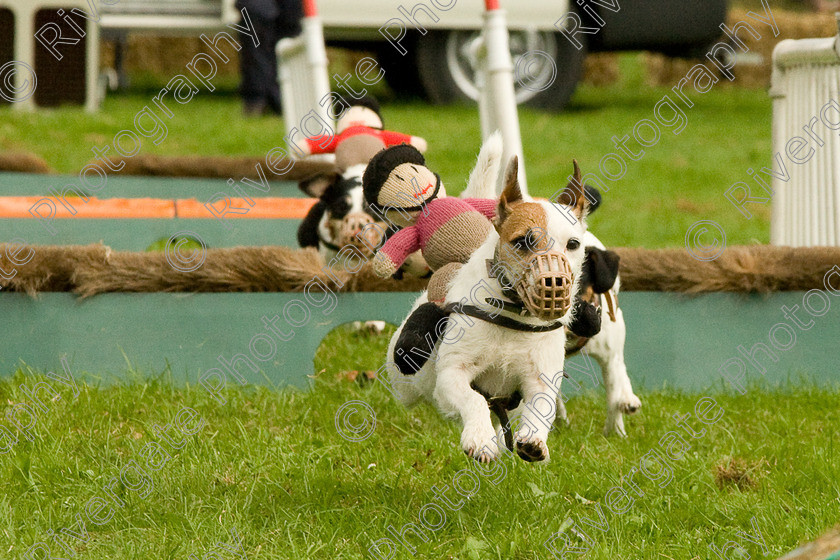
[101,37,240,78]
[645,8,839,89]
[582,53,620,87]
[0,244,110,296]
[0,152,52,174]
[4,244,840,297]
[614,245,840,292]
[82,154,335,182]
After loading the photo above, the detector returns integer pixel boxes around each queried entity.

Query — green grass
[1,54,771,249]
[1,328,838,560]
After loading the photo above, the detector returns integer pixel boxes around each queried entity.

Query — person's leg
[239,18,276,115]
[261,23,282,115]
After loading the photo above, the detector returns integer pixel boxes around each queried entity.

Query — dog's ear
[496,155,523,228]
[299,171,340,199]
[584,185,602,214]
[297,200,328,248]
[586,247,620,293]
[555,160,588,220]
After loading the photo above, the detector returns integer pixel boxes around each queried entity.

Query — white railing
[277,1,333,161]
[100,0,239,31]
[0,0,100,112]
[770,16,840,246]
[473,2,527,194]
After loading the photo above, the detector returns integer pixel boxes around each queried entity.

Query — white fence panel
[770,22,840,246]
[277,11,332,161]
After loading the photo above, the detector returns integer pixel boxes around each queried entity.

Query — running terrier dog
[386,157,593,463]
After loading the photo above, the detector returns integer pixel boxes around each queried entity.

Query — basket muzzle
[515,250,574,321]
[338,212,380,257]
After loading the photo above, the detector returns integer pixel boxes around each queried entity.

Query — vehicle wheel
[376,40,427,99]
[416,29,587,111]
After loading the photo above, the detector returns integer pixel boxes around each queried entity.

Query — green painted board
[0,172,306,199]
[0,218,300,250]
[1,292,838,394]
[0,292,417,392]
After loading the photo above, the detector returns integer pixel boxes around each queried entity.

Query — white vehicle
[99,0,728,111]
[318,0,729,110]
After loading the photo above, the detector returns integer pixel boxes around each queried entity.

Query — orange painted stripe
[0,197,317,219]
[175,197,317,219]
[0,196,175,218]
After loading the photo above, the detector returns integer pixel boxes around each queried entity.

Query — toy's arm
[464,198,497,220]
[299,134,338,156]
[380,130,428,153]
[372,226,421,278]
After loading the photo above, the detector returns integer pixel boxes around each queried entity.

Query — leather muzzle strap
[603,290,618,322]
[318,233,342,253]
[471,384,523,452]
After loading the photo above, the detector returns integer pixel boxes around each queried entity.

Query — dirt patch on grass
[713,457,767,490]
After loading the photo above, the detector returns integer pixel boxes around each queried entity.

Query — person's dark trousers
[239,17,283,114]
[236,0,303,115]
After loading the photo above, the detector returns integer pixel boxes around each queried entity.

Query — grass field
[2,43,835,560]
[1,344,839,560]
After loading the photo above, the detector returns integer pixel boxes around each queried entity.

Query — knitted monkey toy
[298,96,427,166]
[362,144,496,281]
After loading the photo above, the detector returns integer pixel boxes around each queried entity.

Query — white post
[769,20,840,247]
[479,2,527,194]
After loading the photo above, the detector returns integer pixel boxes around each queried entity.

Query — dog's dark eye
[330,198,350,218]
[512,233,537,252]
[567,238,581,251]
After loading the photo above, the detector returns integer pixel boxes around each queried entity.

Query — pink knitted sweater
[379,197,497,268]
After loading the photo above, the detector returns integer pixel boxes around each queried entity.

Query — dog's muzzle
[515,251,574,321]
[337,212,382,257]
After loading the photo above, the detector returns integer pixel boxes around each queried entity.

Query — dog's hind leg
[591,309,641,437]
[555,397,570,427]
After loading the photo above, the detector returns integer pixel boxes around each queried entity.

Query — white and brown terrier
[386,157,641,462]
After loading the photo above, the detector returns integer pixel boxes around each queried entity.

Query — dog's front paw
[461,425,500,463]
[514,434,549,462]
[618,393,642,415]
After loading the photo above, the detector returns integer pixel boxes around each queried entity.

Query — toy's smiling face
[362,143,445,228]
[377,162,446,227]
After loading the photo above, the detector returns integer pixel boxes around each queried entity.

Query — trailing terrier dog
[557,230,641,437]
[385,157,641,463]
[297,168,384,263]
